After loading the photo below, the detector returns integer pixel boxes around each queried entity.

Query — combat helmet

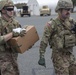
[0,0,14,11]
[55,0,73,12]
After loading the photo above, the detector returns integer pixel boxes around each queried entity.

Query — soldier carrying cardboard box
[0,0,26,75]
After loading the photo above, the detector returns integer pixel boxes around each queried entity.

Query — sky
[12,0,59,5]
[12,0,28,3]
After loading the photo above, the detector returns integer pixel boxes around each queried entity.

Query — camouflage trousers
[0,51,19,75]
[52,50,76,75]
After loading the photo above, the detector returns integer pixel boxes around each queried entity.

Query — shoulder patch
[46,22,51,27]
[46,21,52,27]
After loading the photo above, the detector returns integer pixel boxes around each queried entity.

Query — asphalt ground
[15,13,76,75]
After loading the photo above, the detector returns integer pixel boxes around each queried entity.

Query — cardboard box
[9,26,39,53]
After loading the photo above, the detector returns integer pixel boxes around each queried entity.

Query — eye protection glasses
[6,8,14,11]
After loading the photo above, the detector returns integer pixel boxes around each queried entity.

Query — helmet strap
[1,9,7,14]
[58,10,65,21]
[1,10,11,18]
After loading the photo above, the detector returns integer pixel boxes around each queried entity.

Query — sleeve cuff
[0,36,6,44]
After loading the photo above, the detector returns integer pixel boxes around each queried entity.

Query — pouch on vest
[53,34,64,49]
[64,34,76,48]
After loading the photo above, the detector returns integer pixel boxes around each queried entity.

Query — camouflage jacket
[0,17,21,52]
[39,17,76,55]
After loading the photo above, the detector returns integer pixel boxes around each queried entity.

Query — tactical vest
[49,18,76,49]
[0,17,21,52]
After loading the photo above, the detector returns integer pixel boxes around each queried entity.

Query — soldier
[38,0,76,75]
[0,0,26,75]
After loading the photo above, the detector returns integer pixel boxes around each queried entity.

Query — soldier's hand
[20,28,26,37]
[38,57,46,67]
[13,28,26,37]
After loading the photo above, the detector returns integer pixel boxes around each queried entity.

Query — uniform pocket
[64,34,75,48]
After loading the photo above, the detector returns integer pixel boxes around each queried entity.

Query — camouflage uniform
[0,0,21,75]
[38,0,76,75]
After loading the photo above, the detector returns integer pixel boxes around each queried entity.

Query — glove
[19,29,26,37]
[38,57,46,67]
[13,28,26,37]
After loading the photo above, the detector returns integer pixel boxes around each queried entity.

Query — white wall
[27,0,40,15]
[28,4,40,15]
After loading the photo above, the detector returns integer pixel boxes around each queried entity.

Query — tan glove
[13,28,26,37]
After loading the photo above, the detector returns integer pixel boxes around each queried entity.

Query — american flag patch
[46,23,51,27]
